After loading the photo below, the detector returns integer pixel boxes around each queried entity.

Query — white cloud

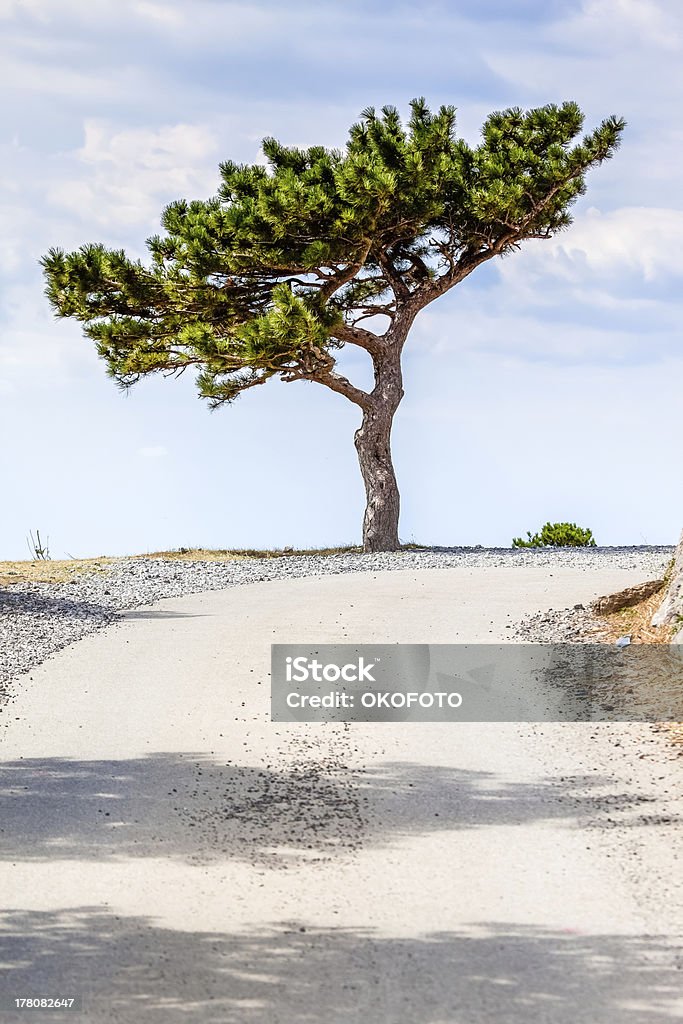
[409,289,677,367]
[137,445,168,458]
[0,320,94,380]
[494,206,683,312]
[132,1,184,28]
[557,0,682,50]
[0,0,44,20]
[0,216,26,273]
[549,207,683,280]
[1,0,146,24]
[1,0,285,44]
[78,120,216,172]
[0,54,138,101]
[0,274,101,385]
[130,0,274,40]
[48,120,220,230]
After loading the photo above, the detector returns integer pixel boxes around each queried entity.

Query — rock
[593,578,665,615]
[651,529,683,629]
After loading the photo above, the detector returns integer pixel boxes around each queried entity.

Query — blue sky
[1,0,682,558]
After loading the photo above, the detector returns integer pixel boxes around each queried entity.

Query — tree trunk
[354,355,404,553]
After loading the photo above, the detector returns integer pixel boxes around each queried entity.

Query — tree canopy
[42,99,624,409]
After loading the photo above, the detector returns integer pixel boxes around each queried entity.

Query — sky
[1,0,682,558]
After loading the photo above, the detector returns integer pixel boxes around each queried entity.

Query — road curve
[0,566,681,1023]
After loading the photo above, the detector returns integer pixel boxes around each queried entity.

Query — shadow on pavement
[0,589,117,621]
[0,755,664,866]
[0,909,679,1023]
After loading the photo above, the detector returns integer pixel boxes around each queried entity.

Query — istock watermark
[271,644,683,723]
[285,655,377,683]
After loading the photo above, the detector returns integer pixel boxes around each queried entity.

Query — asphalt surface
[0,566,681,1023]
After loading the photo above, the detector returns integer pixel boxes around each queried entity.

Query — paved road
[0,567,681,1022]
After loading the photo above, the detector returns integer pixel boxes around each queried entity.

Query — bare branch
[332,321,387,357]
[318,240,373,301]
[282,277,325,289]
[349,308,395,326]
[394,247,430,282]
[377,248,411,302]
[282,363,372,410]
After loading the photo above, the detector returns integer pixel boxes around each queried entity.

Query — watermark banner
[271,644,683,722]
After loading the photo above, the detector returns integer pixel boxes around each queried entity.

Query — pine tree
[42,99,624,551]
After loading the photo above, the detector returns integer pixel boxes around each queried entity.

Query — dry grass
[598,585,674,645]
[0,557,118,587]
[139,543,427,561]
[594,580,683,754]
[140,545,363,561]
[141,548,262,562]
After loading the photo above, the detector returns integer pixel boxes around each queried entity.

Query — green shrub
[512,522,597,548]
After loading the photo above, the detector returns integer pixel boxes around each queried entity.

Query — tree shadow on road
[0,588,119,622]
[0,754,669,866]
[0,908,679,1023]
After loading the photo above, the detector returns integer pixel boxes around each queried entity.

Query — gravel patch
[0,546,673,690]
[512,605,613,644]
